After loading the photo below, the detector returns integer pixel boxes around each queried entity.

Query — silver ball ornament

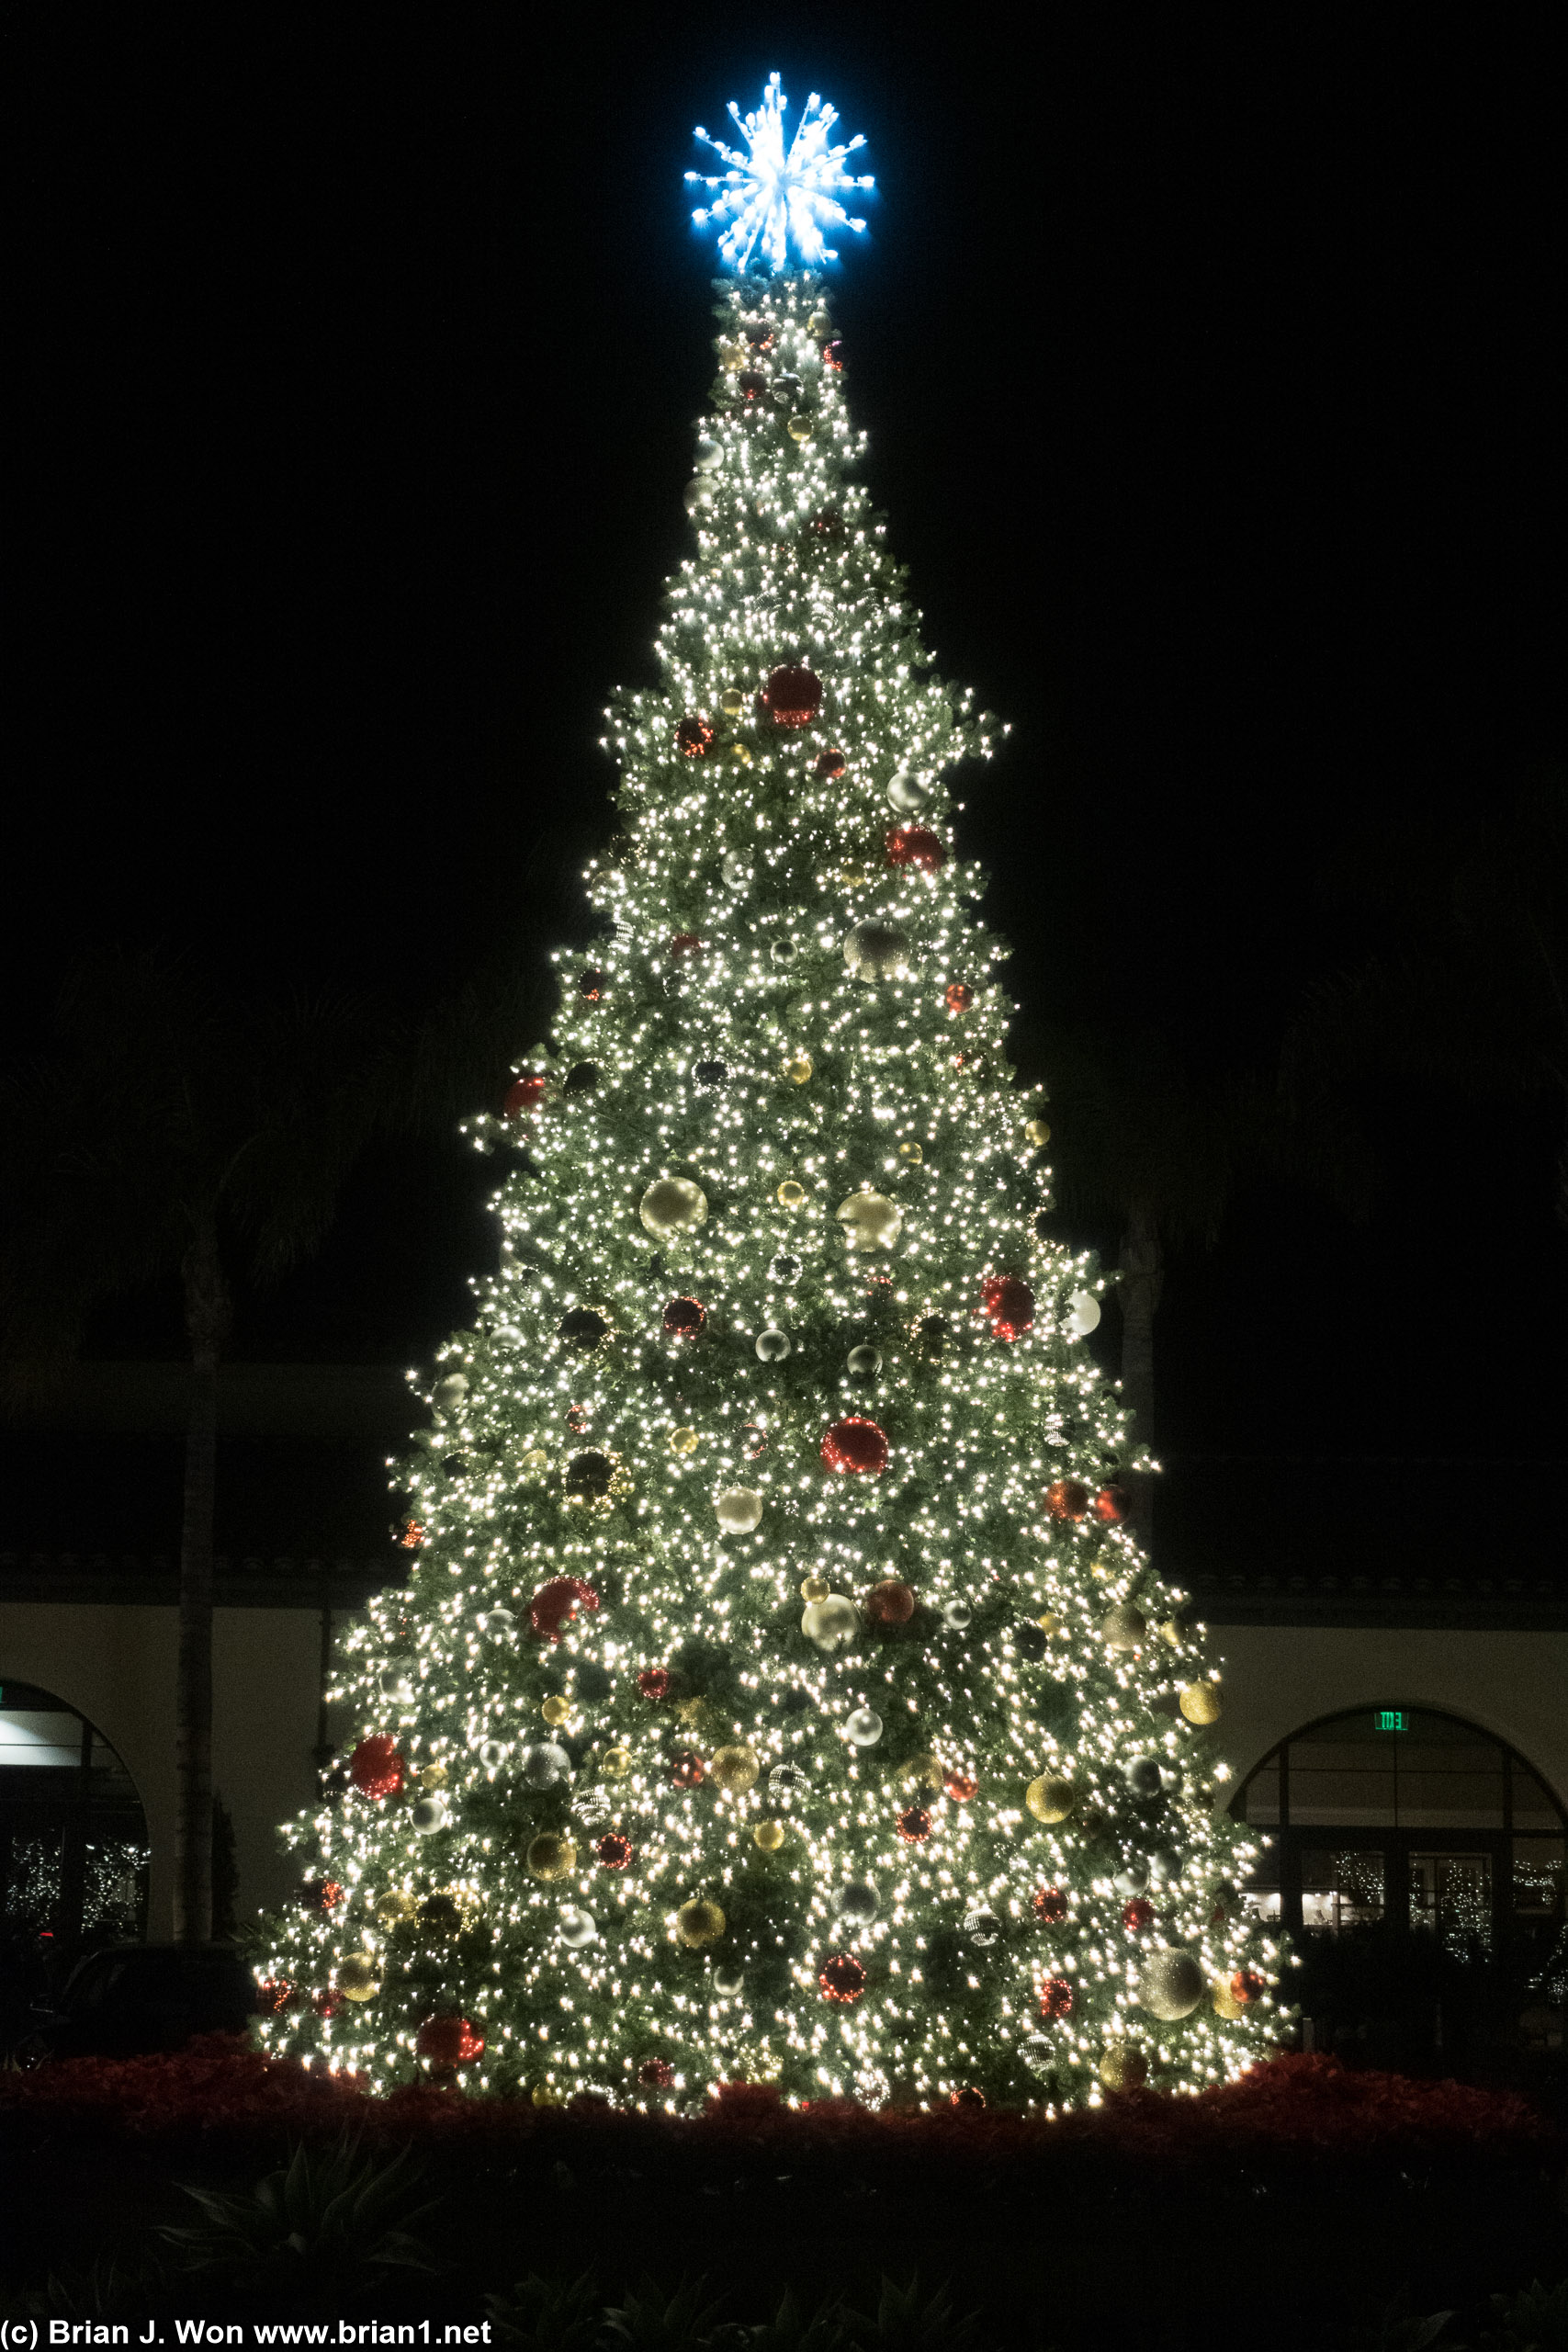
[1124,1757,1165,1798]
[801,1595,859,1653]
[846,1344,881,1378]
[837,1881,879,1924]
[942,1597,974,1631]
[521,1741,572,1791]
[1113,1858,1151,1896]
[558,1905,598,1949]
[478,1740,509,1770]
[713,1961,746,1996]
[755,1329,791,1362]
[432,1374,468,1414]
[843,1706,884,1747]
[769,940,798,968]
[694,435,721,470]
[964,1906,1000,1947]
[887,771,934,814]
[477,1607,516,1637]
[722,851,750,888]
[411,1796,448,1835]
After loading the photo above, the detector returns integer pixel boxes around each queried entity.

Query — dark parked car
[27,1942,257,2059]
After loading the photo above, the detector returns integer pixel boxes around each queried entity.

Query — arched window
[1231,1705,1565,1962]
[0,1679,150,1960]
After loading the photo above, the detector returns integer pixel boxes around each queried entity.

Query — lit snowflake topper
[686,73,873,274]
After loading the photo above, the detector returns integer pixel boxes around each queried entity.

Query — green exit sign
[1375,1710,1407,1731]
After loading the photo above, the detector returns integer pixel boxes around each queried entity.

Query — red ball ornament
[863,1578,916,1627]
[810,508,844,538]
[638,1668,674,1702]
[566,1404,589,1432]
[662,1296,705,1339]
[737,368,771,402]
[637,2057,675,2089]
[394,1518,424,1552]
[416,2015,485,2066]
[982,1275,1035,1340]
[1231,1968,1266,2006]
[1044,1479,1090,1521]
[1039,1976,1075,2020]
[761,665,822,728]
[1033,1886,1068,1924]
[821,338,844,370]
[1122,1897,1156,1932]
[743,1422,769,1459]
[1093,1484,1132,1524]
[815,747,847,778]
[578,970,604,1001]
[885,826,946,872]
[529,1577,600,1643]
[312,1987,344,2018]
[944,983,973,1012]
[670,1750,705,1788]
[818,1951,866,2004]
[669,933,703,958]
[943,1769,977,1804]
[596,1833,633,1871]
[297,1878,344,1914]
[820,1416,889,1476]
[675,715,714,758]
[897,1804,933,1844]
[349,1736,403,1800]
[502,1073,547,1117]
[951,2086,987,2109]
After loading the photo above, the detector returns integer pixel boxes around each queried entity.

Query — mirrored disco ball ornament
[575,1789,611,1826]
[770,1762,808,1802]
[521,1742,572,1791]
[768,1254,800,1285]
[558,1906,597,1949]
[964,1907,1000,1947]
[843,1707,883,1747]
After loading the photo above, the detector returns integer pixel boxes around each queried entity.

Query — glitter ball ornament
[337,1953,380,2002]
[638,1668,675,1702]
[836,1190,902,1250]
[638,1177,708,1238]
[1026,1775,1077,1824]
[943,1768,977,1803]
[837,1880,878,1923]
[638,2056,675,2089]
[843,921,909,980]
[419,1762,449,1791]
[897,1804,933,1844]
[1038,1975,1074,2019]
[801,1594,859,1652]
[819,1951,866,2003]
[900,1751,943,1792]
[820,1416,889,1475]
[349,1736,403,1800]
[297,1878,344,1914]
[1122,1897,1156,1932]
[417,2015,484,2065]
[1033,1886,1068,1924]
[752,1819,786,1851]
[521,1742,572,1791]
[715,1487,764,1533]
[710,1744,760,1791]
[526,1833,577,1882]
[816,745,848,778]
[1180,1681,1224,1724]
[374,1888,418,1928]
[596,1833,633,1871]
[1100,2043,1147,2090]
[863,1578,915,1627]
[761,664,822,726]
[885,825,945,871]
[662,1296,706,1339]
[563,1452,615,1505]
[982,1275,1035,1340]
[1101,1605,1148,1650]
[503,1073,547,1117]
[676,1897,727,1948]
[530,1577,600,1642]
[1137,1949,1205,2019]
[676,714,715,757]
[1044,1479,1089,1521]
[1093,1483,1132,1524]
[416,1892,468,1941]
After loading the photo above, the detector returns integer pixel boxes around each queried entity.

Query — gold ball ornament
[541,1695,571,1727]
[801,1595,859,1653]
[638,1177,708,1238]
[897,1140,923,1162]
[526,1832,578,1882]
[374,1889,417,1928]
[784,1054,813,1085]
[418,1762,449,1791]
[530,2083,562,2109]
[1179,1680,1223,1724]
[1099,2042,1148,2091]
[719,687,745,718]
[1100,1604,1148,1650]
[1137,1949,1206,2019]
[675,1897,727,1949]
[1026,1774,1077,1824]
[1024,1118,1052,1148]
[336,1952,380,2003]
[719,339,745,371]
[835,1190,903,1251]
[671,1425,701,1455]
[1159,1613,1192,1648]
[729,741,753,767]
[709,1744,761,1792]
[807,309,831,336]
[799,1574,830,1602]
[521,1448,549,1480]
[714,1486,764,1534]
[786,413,813,443]
[752,1819,786,1851]
[601,1747,632,1778]
[900,1751,943,1792]
[776,1180,807,1209]
[1212,1976,1246,2020]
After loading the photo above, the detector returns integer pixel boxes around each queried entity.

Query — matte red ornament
[1044,1479,1090,1521]
[863,1578,915,1627]
[982,1275,1035,1341]
[897,1804,933,1844]
[1033,1886,1068,1924]
[637,2057,675,2088]
[1039,1975,1075,2020]
[943,1769,977,1803]
[1093,1484,1132,1525]
[815,747,847,778]
[1122,1897,1155,1932]
[944,983,973,1012]
[737,368,771,401]
[416,2015,484,2066]
[297,1879,344,1914]
[951,2086,987,2109]
[820,1416,889,1476]
[669,933,703,958]
[818,1951,866,2004]
[638,1668,674,1702]
[670,1749,705,1787]
[595,1833,633,1871]
[502,1073,547,1117]
[761,664,822,728]
[529,1577,600,1643]
[675,715,714,758]
[662,1296,705,1339]
[578,970,604,1001]
[886,826,946,872]
[1231,1968,1266,2005]
[348,1736,403,1800]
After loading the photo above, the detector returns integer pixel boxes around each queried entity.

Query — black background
[6,8,1562,1569]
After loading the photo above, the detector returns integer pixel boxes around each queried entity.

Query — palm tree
[0,950,395,1943]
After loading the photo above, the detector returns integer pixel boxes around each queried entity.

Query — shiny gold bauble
[1137,1949,1205,2019]
[777,1180,807,1208]
[710,1744,761,1792]
[675,1897,727,1949]
[1212,1977,1246,2020]
[1026,1774,1077,1824]
[729,742,753,766]
[840,867,867,888]
[784,1054,813,1085]
[526,1832,577,1882]
[835,1189,903,1251]
[374,1888,417,1928]
[1099,2041,1147,2091]
[900,1751,944,1792]
[786,414,813,444]
[898,1140,923,1162]
[1179,1680,1223,1724]
[800,1573,830,1603]
[521,1448,548,1480]
[1100,1605,1148,1650]
[671,1425,701,1455]
[801,1595,859,1652]
[602,1747,632,1779]
[1036,1611,1062,1635]
[415,1891,467,1941]
[541,1695,571,1727]
[1024,1118,1052,1148]
[719,339,745,371]
[720,687,744,718]
[530,2083,562,2109]
[807,310,832,336]
[337,1952,380,2002]
[418,1762,449,1790]
[752,1819,786,1852]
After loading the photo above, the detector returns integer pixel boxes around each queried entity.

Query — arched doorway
[0,1676,150,1961]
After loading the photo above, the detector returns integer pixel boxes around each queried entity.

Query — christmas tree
[257,76,1283,2109]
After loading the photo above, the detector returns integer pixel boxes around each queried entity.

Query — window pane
[1513,1838,1565,1918]
[1241,1763,1280,1826]
[1396,1770,1506,1830]
[1409,1851,1493,1955]
[1511,1767,1563,1834]
[1291,1767,1396,1826]
[1301,1848,1384,1932]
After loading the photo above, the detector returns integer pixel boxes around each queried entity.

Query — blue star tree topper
[687,73,874,273]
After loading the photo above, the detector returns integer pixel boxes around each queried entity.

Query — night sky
[7,13,1562,1574]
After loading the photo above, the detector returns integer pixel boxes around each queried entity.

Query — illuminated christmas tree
[257,75,1283,2109]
